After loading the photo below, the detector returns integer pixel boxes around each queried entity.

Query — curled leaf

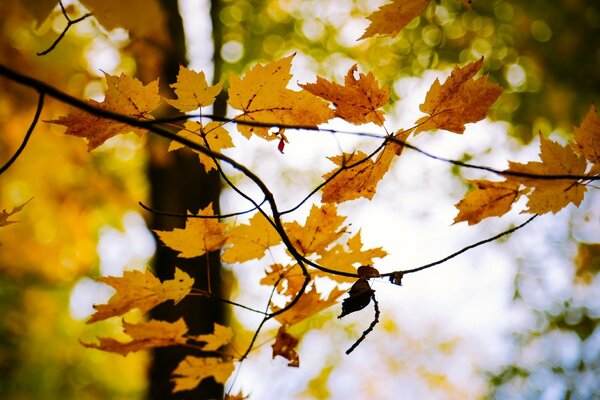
[338,279,375,319]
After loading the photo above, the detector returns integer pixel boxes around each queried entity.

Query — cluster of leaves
[1,0,599,396]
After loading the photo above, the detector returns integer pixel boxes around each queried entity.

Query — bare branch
[37,1,92,56]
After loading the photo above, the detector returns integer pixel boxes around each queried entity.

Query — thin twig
[189,289,267,315]
[0,92,44,175]
[37,1,92,56]
[138,200,265,219]
[346,293,380,355]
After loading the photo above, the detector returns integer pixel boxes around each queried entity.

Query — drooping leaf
[272,326,300,367]
[154,203,227,258]
[88,268,194,323]
[190,323,233,351]
[454,180,521,225]
[221,212,282,263]
[338,279,375,319]
[274,286,346,326]
[414,58,503,135]
[315,231,386,283]
[168,121,233,173]
[300,65,389,126]
[82,318,188,356]
[49,73,161,150]
[166,66,223,112]
[572,104,600,165]
[359,0,431,40]
[321,130,408,203]
[171,356,235,392]
[283,204,346,255]
[228,54,333,141]
[0,198,32,227]
[357,265,380,279]
[506,135,587,214]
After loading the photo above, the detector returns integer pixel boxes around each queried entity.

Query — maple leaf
[49,73,161,150]
[573,104,600,165]
[168,121,233,173]
[322,130,408,203]
[0,198,32,227]
[171,356,234,392]
[83,318,188,356]
[359,0,431,40]
[272,326,300,367]
[166,66,223,112]
[315,231,387,283]
[228,54,333,141]
[154,203,227,258]
[453,180,521,225]
[506,135,587,214]
[283,204,347,255]
[300,65,389,126]
[274,286,346,326]
[190,323,233,351]
[414,58,503,135]
[88,268,193,323]
[260,264,306,297]
[221,212,282,263]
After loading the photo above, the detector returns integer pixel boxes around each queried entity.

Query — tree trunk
[148,1,225,399]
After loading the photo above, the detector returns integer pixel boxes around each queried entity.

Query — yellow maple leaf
[0,198,32,227]
[260,264,306,297]
[453,180,521,225]
[228,54,333,141]
[315,231,387,283]
[573,104,600,165]
[283,204,346,255]
[191,323,233,351]
[359,0,431,40]
[272,326,300,367]
[322,130,408,203]
[154,204,227,258]
[83,318,188,356]
[168,121,233,173]
[414,58,503,135]
[274,286,347,326]
[506,135,587,214]
[49,73,161,150]
[88,268,194,323]
[171,356,234,392]
[221,212,282,263]
[300,65,389,126]
[166,66,223,112]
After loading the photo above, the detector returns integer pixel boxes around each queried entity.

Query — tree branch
[37,1,92,56]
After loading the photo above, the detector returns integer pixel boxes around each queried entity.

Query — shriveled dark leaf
[338,279,374,319]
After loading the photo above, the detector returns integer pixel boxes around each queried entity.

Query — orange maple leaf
[228,54,333,141]
[573,104,600,166]
[0,198,32,227]
[166,66,223,112]
[88,268,194,323]
[359,0,431,40]
[274,286,346,326]
[171,356,234,392]
[168,121,233,173]
[154,203,227,258]
[260,264,306,298]
[300,65,389,126]
[83,318,188,356]
[49,73,161,150]
[414,58,503,135]
[283,204,347,255]
[221,212,282,263]
[453,180,521,225]
[506,135,587,214]
[322,130,408,203]
[272,326,300,367]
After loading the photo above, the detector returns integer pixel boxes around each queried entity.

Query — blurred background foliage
[0,0,599,398]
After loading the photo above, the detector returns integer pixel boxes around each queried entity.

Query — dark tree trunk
[148,1,225,399]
